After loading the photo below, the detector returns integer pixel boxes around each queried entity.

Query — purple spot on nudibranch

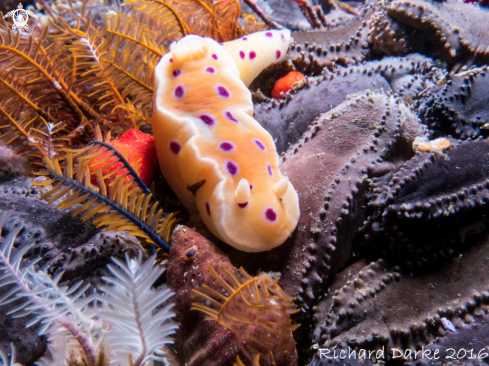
[206,201,211,216]
[205,67,215,73]
[169,141,181,155]
[174,85,185,99]
[253,139,266,151]
[217,85,230,98]
[242,37,248,41]
[250,185,253,190]
[200,114,215,126]
[249,51,256,60]
[169,58,173,63]
[239,50,245,59]
[172,69,182,77]
[212,54,218,60]
[276,50,281,59]
[224,111,238,123]
[265,208,277,222]
[219,142,235,152]
[265,32,273,37]
[267,163,273,176]
[226,160,238,176]
[238,202,248,208]
[281,33,285,41]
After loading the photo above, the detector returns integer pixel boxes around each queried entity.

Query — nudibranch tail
[222,29,292,86]
[152,32,299,252]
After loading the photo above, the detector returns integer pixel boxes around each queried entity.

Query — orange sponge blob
[271,71,306,99]
[91,129,157,187]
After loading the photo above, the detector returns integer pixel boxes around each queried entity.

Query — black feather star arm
[32,143,176,254]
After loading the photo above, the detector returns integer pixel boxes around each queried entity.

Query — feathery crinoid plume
[0,215,178,366]
[124,0,241,42]
[32,137,177,255]
[0,214,103,366]
[191,265,299,366]
[99,251,178,366]
[56,0,186,129]
[0,0,187,165]
[0,344,22,366]
[0,21,73,160]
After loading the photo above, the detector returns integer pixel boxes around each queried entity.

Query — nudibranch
[151,30,299,252]
[221,30,292,86]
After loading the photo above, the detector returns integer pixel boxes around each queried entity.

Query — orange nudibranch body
[151,31,299,252]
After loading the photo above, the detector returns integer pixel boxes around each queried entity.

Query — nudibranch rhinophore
[151,30,299,252]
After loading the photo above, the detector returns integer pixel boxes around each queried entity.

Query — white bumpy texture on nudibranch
[151,30,299,252]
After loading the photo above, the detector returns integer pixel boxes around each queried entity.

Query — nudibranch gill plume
[151,30,299,252]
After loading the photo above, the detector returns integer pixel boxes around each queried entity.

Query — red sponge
[271,71,306,100]
[91,129,157,187]
[113,129,157,186]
